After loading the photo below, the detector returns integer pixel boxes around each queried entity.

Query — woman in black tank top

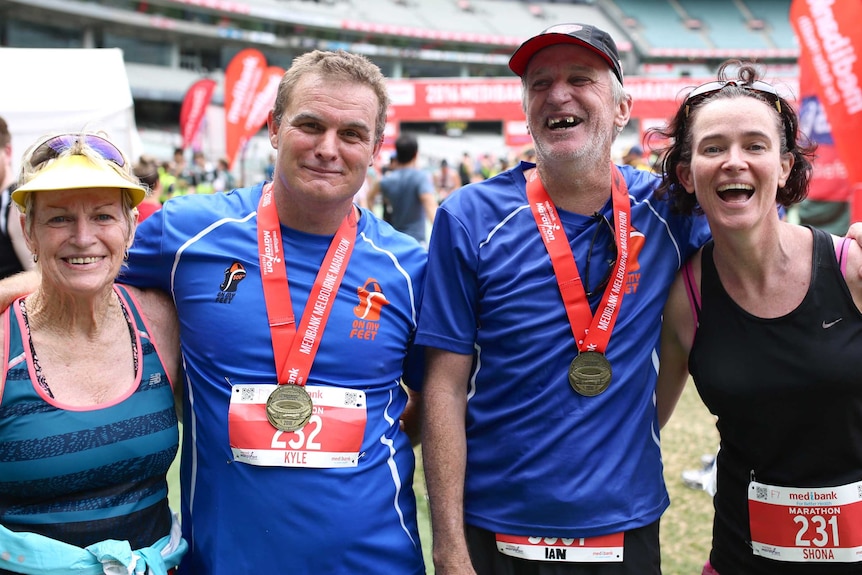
[651,61,862,575]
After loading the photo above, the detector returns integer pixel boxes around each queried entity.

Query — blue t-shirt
[416,162,710,538]
[122,183,427,574]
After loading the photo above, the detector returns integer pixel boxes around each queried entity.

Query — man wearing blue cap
[417,23,710,574]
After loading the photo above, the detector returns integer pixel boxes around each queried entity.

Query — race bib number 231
[749,479,862,563]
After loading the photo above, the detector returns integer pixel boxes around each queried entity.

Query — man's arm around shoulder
[0,271,39,309]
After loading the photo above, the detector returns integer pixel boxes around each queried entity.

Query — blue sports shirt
[121,183,426,575]
[416,162,710,538]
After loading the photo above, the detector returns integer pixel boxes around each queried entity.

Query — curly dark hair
[648,60,816,215]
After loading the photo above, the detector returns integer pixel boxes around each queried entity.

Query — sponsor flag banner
[179,78,217,149]
[224,48,267,168]
[234,65,284,170]
[790,0,862,220]
[797,94,850,202]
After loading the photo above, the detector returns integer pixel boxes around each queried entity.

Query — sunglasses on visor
[28,133,126,170]
[684,80,782,117]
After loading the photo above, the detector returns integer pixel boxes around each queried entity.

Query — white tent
[0,47,140,176]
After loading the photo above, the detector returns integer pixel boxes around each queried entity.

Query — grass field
[654,381,719,574]
[167,381,717,574]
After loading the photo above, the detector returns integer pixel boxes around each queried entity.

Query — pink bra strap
[682,259,700,339]
[836,237,850,278]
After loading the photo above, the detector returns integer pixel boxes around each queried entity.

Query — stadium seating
[606,0,793,59]
[677,0,772,50]
[747,0,797,49]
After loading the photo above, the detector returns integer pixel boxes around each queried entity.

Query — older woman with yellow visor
[0,132,185,575]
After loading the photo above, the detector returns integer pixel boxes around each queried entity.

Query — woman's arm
[841,236,862,313]
[656,266,697,429]
[0,271,39,309]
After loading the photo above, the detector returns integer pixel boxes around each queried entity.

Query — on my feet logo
[217,261,247,303]
[625,226,645,295]
[350,278,389,341]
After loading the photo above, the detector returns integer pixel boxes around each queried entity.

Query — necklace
[19,290,139,398]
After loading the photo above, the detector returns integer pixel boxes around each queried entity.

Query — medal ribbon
[526,164,630,355]
[257,183,357,386]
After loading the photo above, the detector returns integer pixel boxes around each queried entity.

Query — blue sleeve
[402,245,427,391]
[121,206,173,292]
[401,341,425,391]
[415,205,479,355]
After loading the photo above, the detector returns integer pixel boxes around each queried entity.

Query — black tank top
[690,227,862,574]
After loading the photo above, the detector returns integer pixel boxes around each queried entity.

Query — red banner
[387,78,524,124]
[179,78,217,149]
[797,94,850,202]
[236,65,284,170]
[385,76,799,149]
[224,48,267,169]
[791,0,862,219]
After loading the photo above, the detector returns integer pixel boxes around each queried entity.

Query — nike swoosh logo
[822,318,843,329]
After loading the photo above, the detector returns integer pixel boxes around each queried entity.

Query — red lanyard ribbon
[257,183,357,386]
[526,164,630,355]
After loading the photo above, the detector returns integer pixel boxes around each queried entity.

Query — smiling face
[677,96,793,231]
[268,72,381,216]
[25,187,134,295]
[522,44,630,168]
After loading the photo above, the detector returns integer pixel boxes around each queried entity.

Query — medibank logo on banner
[791,0,862,220]
[793,0,862,115]
[244,68,283,134]
[179,78,217,149]
[226,51,264,123]
[224,48,267,169]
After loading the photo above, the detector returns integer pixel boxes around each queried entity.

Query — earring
[124,249,129,261]
[32,253,38,263]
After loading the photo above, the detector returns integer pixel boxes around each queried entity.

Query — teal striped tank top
[0,284,179,553]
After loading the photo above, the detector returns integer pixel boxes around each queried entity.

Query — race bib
[749,479,862,562]
[228,384,366,468]
[495,533,624,563]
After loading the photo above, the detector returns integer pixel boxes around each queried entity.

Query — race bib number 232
[228,383,367,468]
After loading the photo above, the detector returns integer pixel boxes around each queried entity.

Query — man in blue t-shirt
[123,50,427,575]
[113,51,425,575]
[416,23,710,574]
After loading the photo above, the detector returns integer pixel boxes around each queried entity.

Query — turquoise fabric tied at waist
[0,513,187,575]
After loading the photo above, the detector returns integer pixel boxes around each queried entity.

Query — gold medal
[568,351,612,396]
[266,384,313,432]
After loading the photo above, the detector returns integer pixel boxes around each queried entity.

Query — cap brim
[509,33,619,81]
[13,154,147,210]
